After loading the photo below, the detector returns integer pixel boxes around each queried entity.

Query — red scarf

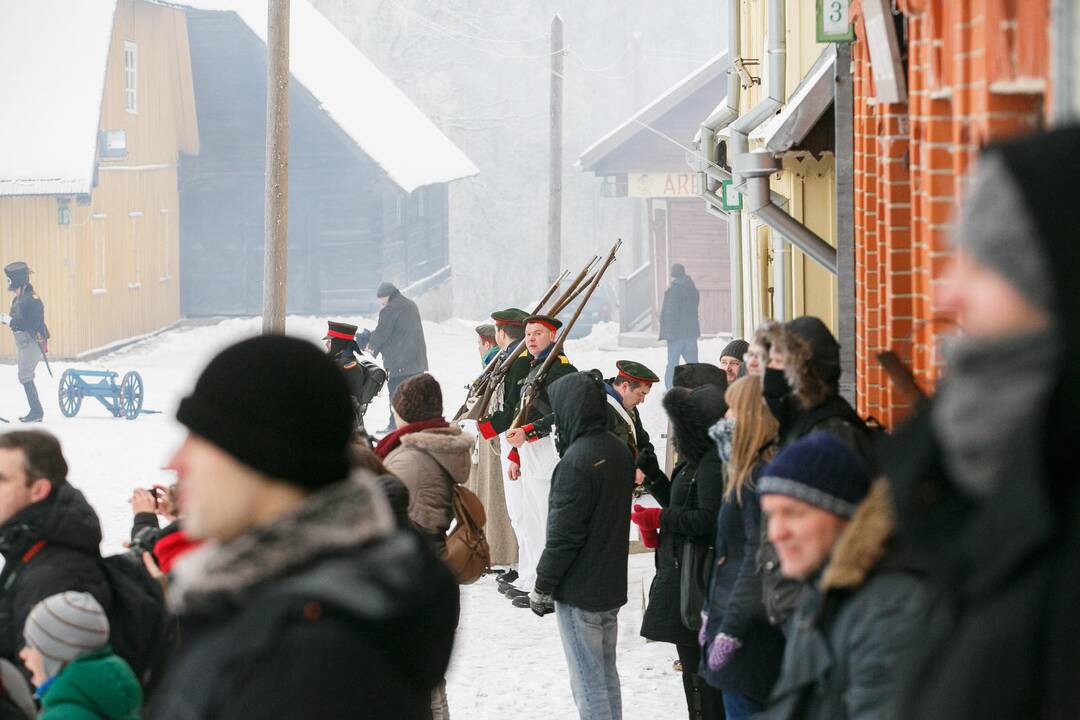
[374,418,450,459]
[153,529,202,574]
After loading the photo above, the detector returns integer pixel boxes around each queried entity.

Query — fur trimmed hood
[169,475,395,614]
[397,426,472,485]
[820,478,895,592]
[664,384,728,463]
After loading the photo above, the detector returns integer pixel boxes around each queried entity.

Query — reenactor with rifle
[2,262,49,422]
[604,361,662,486]
[324,321,387,442]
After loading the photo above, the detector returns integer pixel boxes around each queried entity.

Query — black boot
[20,382,42,423]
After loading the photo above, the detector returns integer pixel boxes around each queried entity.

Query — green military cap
[524,315,563,332]
[615,360,660,385]
[491,308,530,326]
[475,323,497,341]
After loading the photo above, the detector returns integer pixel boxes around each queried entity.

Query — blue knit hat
[758,433,871,518]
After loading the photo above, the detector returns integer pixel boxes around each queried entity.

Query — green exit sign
[817,0,854,43]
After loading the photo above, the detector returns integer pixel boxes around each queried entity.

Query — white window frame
[123,41,138,114]
[91,213,108,294]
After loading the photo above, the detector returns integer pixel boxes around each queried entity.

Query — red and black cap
[324,321,358,341]
[491,308,529,326]
[524,315,563,333]
[616,360,659,385]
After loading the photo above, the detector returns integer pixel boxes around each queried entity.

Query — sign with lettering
[628,173,698,198]
[817,0,854,43]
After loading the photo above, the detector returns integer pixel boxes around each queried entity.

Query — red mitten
[631,505,662,549]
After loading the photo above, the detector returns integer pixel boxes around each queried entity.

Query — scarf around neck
[932,326,1061,497]
[375,418,450,459]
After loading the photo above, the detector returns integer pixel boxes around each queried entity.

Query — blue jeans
[665,338,700,387]
[555,603,622,720]
[723,690,765,720]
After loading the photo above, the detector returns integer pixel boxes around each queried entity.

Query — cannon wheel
[58,370,82,418]
[119,371,144,420]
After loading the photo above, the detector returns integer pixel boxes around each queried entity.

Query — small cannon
[57,369,147,420]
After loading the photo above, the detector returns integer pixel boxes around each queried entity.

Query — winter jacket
[535,372,634,611]
[699,464,785,702]
[882,123,1080,720]
[383,425,473,539]
[150,477,459,720]
[764,480,934,720]
[0,482,109,663]
[368,290,428,378]
[641,385,727,647]
[39,647,142,720]
[8,285,46,338]
[658,275,701,341]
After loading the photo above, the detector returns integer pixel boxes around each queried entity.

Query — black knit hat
[758,433,871,518]
[376,282,399,299]
[720,339,749,361]
[392,373,444,423]
[176,336,354,489]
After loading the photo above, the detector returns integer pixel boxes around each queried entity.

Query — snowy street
[0,315,730,719]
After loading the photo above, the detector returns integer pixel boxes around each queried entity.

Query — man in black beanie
[364,282,429,434]
[151,335,458,720]
[718,338,749,384]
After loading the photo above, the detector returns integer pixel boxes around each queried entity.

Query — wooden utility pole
[262,0,290,334]
[546,14,564,284]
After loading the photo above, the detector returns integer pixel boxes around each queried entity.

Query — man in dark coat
[365,282,429,433]
[760,435,933,720]
[658,264,701,388]
[151,336,458,720]
[2,262,48,422]
[886,126,1080,719]
[325,320,387,437]
[0,431,109,664]
[604,360,660,485]
[529,371,634,720]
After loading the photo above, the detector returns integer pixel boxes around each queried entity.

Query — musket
[452,269,569,422]
[511,238,622,429]
[458,255,597,422]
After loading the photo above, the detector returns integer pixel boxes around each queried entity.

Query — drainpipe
[697,0,743,336]
[735,151,838,274]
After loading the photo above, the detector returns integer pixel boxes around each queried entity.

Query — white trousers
[513,436,560,593]
[499,433,528,575]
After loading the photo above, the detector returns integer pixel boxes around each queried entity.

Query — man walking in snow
[2,262,48,422]
[530,371,634,720]
[658,264,700,388]
[364,282,429,433]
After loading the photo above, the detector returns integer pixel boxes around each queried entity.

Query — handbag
[445,483,491,584]
[678,475,714,631]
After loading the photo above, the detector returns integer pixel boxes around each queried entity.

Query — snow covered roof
[0,0,118,197]
[578,51,729,172]
[168,0,478,193]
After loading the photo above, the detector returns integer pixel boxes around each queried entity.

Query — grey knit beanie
[952,153,1054,312]
[24,592,110,680]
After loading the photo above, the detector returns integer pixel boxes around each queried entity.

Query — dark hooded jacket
[764,481,935,720]
[368,289,429,379]
[658,275,701,341]
[0,482,109,663]
[640,384,727,646]
[150,477,458,720]
[535,372,634,611]
[887,126,1080,720]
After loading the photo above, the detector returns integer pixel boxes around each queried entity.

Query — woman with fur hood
[632,377,727,720]
[374,372,471,720]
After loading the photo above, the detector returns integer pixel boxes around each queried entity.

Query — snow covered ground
[0,315,730,718]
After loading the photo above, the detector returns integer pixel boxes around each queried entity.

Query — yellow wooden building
[0,0,198,358]
[696,0,840,338]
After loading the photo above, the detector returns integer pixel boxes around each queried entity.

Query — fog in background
[314,0,727,317]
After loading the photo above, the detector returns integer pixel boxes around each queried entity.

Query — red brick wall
[851,0,1049,427]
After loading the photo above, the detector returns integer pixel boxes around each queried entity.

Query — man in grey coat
[759,434,933,720]
[364,282,429,433]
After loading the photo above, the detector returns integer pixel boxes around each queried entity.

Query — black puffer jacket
[0,482,109,662]
[640,384,727,646]
[535,372,634,611]
[369,290,428,378]
[151,477,458,720]
[658,275,701,341]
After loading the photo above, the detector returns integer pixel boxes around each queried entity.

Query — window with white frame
[123,41,137,113]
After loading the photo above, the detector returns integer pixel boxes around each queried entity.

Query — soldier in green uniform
[604,360,662,485]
